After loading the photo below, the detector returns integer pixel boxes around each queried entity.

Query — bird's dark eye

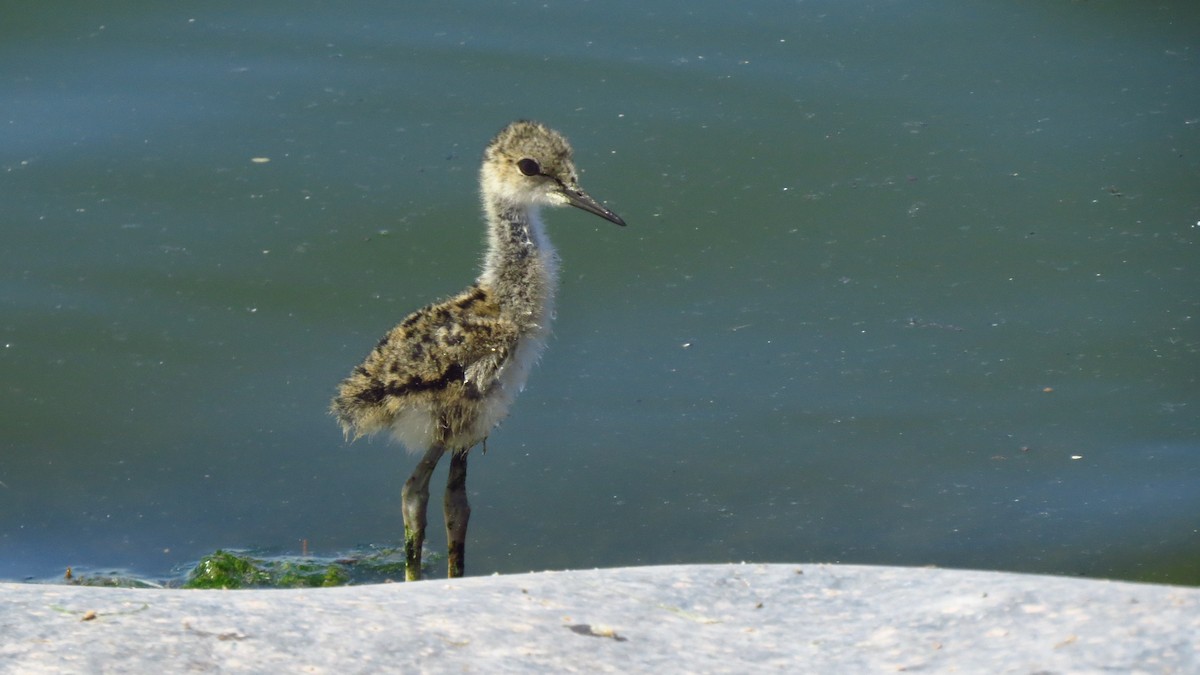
[517,158,541,176]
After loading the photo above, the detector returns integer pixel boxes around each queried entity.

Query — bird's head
[481,120,625,226]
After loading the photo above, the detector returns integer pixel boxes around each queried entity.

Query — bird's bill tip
[565,189,626,227]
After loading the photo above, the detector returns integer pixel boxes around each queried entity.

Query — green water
[2,0,1198,584]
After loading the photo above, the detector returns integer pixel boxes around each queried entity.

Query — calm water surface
[2,1,1198,584]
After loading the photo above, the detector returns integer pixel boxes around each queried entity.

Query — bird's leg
[444,449,471,578]
[402,444,446,581]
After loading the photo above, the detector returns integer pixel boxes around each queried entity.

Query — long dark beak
[564,186,626,226]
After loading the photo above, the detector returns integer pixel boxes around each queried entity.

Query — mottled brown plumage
[331,120,624,580]
[331,283,518,452]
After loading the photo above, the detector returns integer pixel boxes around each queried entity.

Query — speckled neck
[477,202,559,333]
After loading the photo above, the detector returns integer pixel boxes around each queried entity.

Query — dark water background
[2,0,1198,584]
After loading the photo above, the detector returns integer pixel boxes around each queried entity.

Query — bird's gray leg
[402,444,446,581]
[444,449,471,578]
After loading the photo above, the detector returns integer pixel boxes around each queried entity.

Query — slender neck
[477,201,559,329]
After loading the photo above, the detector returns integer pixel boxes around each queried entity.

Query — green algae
[52,545,441,589]
[185,550,277,589]
[182,547,429,589]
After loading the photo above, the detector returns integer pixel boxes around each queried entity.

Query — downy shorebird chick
[331,120,625,580]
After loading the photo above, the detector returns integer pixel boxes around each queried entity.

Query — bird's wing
[342,287,520,401]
